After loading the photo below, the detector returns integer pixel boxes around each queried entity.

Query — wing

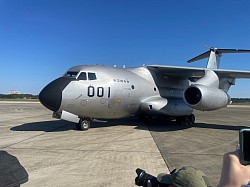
[147,65,250,79]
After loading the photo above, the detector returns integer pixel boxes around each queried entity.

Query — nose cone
[39,77,71,112]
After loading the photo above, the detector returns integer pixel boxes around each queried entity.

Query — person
[147,166,209,187]
[153,166,210,187]
[217,150,250,187]
[146,150,250,187]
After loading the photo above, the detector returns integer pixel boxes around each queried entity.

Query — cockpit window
[88,72,97,80]
[64,71,78,78]
[78,72,87,80]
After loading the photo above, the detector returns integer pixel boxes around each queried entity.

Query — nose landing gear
[76,118,91,131]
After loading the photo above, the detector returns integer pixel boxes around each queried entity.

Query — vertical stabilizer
[206,48,222,69]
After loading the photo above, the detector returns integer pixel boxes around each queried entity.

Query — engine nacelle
[183,85,231,111]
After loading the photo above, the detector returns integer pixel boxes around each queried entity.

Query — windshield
[77,72,97,80]
[64,71,78,78]
[88,72,97,80]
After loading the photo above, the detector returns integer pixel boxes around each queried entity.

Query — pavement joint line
[148,125,171,173]
[1,133,47,150]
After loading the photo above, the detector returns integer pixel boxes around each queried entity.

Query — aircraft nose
[39,77,71,112]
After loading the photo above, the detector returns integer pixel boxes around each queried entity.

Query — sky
[0,0,250,97]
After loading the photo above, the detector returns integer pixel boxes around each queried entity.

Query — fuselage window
[64,71,78,78]
[88,72,97,80]
[78,72,87,80]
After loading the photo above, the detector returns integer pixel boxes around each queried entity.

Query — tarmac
[0,102,250,187]
[0,102,167,187]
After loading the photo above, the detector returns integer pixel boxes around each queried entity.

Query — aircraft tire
[176,115,195,125]
[176,117,182,124]
[78,118,90,131]
[176,117,186,124]
[188,114,195,125]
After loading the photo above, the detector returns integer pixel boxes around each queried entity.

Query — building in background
[8,90,20,95]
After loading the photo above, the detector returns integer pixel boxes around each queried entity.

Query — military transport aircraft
[39,48,250,130]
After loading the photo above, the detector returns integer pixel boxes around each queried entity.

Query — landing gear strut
[76,118,91,131]
[176,114,195,125]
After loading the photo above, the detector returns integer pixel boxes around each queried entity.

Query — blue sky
[1,0,250,97]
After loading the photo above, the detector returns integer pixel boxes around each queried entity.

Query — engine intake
[184,85,230,111]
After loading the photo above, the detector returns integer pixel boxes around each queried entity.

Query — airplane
[39,48,250,130]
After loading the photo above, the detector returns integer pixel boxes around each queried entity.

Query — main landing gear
[76,118,91,131]
[176,114,195,125]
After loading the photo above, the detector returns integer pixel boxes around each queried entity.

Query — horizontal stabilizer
[188,48,250,63]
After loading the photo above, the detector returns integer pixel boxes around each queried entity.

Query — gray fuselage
[39,65,193,120]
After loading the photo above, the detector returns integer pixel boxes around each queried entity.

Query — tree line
[0,94,38,100]
[231,98,250,103]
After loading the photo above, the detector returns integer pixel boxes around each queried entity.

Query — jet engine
[183,84,230,111]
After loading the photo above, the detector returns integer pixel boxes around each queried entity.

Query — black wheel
[176,117,185,124]
[176,117,182,124]
[188,114,195,125]
[77,118,91,131]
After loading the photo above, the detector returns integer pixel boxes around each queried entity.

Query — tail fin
[187,48,250,69]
